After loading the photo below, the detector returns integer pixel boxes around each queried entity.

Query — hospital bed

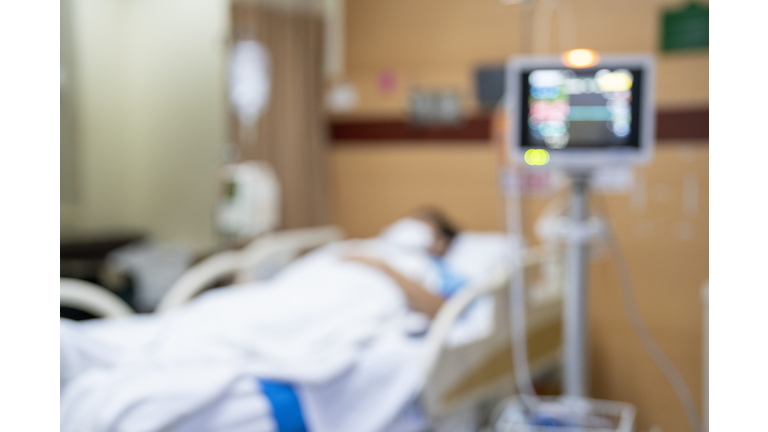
[160,225,564,427]
[61,225,563,431]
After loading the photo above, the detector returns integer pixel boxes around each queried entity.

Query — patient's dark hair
[415,207,459,242]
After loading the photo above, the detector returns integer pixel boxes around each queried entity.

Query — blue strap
[432,257,466,298]
[256,379,308,432]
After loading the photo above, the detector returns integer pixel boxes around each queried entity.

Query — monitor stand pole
[563,172,590,397]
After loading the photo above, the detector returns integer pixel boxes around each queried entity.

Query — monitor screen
[519,67,644,151]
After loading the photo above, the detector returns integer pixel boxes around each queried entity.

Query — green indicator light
[525,149,550,165]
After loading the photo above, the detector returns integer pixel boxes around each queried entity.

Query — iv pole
[563,171,591,397]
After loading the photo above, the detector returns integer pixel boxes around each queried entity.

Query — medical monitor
[506,55,655,169]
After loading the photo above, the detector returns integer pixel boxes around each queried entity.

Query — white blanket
[61,240,438,432]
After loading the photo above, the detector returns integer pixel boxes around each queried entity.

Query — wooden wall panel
[586,142,708,432]
[343,0,709,116]
[330,143,505,237]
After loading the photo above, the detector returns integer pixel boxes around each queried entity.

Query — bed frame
[155,225,345,312]
[421,255,562,426]
[62,225,563,427]
[60,278,135,318]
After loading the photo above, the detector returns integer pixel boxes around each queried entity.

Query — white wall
[63,0,131,229]
[66,0,229,252]
[61,0,79,206]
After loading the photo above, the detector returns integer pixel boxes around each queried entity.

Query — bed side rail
[234,225,345,283]
[60,278,135,318]
[156,225,345,312]
[420,247,563,420]
[421,265,511,380]
[155,250,243,312]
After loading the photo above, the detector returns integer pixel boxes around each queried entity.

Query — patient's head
[378,208,460,256]
[412,208,459,257]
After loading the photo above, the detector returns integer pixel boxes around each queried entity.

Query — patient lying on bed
[60,210,473,432]
[345,209,465,318]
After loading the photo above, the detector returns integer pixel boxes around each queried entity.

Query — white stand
[563,172,591,397]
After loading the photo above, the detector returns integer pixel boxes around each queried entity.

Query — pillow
[443,231,514,288]
[378,217,435,252]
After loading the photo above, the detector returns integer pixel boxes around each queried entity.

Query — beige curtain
[232,2,330,229]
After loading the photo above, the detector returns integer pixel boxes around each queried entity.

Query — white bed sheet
[166,376,430,432]
[61,240,439,432]
[166,330,431,432]
[61,313,432,432]
[61,232,512,432]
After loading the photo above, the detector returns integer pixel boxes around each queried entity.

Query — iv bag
[229,40,271,126]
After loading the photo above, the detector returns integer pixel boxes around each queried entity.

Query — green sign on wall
[661,2,709,52]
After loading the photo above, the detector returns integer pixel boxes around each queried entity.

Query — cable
[594,194,702,432]
[491,95,540,408]
[502,175,702,432]
[504,170,540,408]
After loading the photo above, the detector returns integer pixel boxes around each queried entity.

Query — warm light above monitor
[562,49,600,68]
